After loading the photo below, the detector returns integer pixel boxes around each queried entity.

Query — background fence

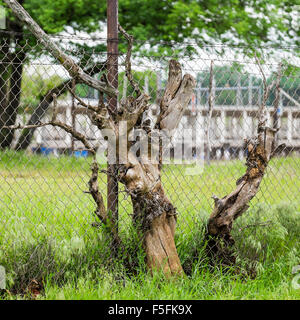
[0,31,299,294]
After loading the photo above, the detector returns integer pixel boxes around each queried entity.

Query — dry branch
[88,159,107,223]
[3,0,116,96]
[15,62,107,151]
[68,85,100,113]
[118,24,141,97]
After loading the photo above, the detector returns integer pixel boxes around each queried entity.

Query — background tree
[0,0,107,149]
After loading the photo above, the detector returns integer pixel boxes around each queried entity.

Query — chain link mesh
[0,32,299,295]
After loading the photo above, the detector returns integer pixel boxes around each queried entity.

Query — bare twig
[273,63,282,130]
[88,159,108,223]
[118,23,141,97]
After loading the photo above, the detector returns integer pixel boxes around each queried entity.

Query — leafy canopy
[2,0,299,47]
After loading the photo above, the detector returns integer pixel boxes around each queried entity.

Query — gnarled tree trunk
[207,60,283,260]
[208,128,276,244]
[118,61,196,275]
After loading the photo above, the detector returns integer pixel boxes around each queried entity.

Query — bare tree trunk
[207,60,283,259]
[131,183,183,274]
[207,128,276,243]
[118,59,196,275]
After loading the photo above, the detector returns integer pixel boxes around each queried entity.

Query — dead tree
[207,55,283,257]
[4,0,196,275]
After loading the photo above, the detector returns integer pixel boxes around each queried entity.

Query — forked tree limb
[3,0,116,96]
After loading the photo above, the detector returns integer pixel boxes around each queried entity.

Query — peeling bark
[208,127,277,244]
[118,60,196,275]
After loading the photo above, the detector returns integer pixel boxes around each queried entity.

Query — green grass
[0,150,299,300]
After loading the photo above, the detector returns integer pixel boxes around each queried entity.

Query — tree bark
[118,62,196,275]
[130,181,183,275]
[207,60,282,258]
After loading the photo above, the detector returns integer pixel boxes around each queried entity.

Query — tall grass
[0,151,299,299]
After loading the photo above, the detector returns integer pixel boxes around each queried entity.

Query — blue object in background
[74,150,88,158]
[40,147,54,156]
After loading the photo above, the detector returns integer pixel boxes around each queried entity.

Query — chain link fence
[0,31,299,295]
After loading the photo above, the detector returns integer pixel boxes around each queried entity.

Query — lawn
[0,150,299,299]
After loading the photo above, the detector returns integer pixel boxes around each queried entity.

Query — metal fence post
[107,0,119,232]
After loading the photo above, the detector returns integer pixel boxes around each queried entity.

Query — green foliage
[118,0,299,49]
[119,70,158,102]
[1,0,299,51]
[0,152,300,299]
